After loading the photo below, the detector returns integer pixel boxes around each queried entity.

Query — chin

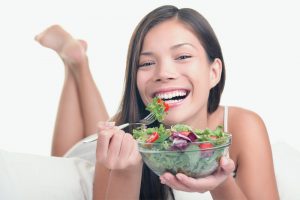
[163,117,185,126]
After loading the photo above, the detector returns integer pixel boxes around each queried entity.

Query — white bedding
[0,141,299,200]
[0,149,94,200]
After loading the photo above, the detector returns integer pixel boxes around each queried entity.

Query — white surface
[272,142,300,200]
[0,149,94,200]
[0,0,299,156]
[64,138,97,164]
[1,142,299,199]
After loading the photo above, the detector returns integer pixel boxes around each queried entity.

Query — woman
[36,5,279,200]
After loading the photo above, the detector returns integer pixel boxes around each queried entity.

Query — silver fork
[139,112,156,125]
[82,112,156,143]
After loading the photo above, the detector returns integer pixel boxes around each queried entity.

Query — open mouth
[154,89,190,105]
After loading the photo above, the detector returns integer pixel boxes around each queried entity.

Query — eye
[138,61,155,68]
[176,55,192,60]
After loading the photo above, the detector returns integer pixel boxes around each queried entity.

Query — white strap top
[223,106,231,160]
[223,106,229,132]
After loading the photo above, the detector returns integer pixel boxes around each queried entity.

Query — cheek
[200,77,211,94]
[136,71,149,101]
[136,73,143,93]
[191,74,211,97]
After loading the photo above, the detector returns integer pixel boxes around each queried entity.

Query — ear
[209,58,222,89]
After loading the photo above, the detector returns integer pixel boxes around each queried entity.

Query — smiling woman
[32,5,280,200]
[3,2,297,200]
[136,18,223,125]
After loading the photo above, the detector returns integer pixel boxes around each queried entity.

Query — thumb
[97,121,115,132]
[220,156,235,175]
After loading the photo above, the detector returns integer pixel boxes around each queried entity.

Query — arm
[211,109,279,199]
[106,165,143,200]
[160,109,279,199]
[93,123,143,200]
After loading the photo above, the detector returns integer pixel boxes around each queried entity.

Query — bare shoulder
[228,106,266,132]
[226,107,279,198]
[227,106,271,160]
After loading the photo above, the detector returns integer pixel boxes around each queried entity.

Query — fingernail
[105,121,115,128]
[98,121,115,129]
[176,174,183,181]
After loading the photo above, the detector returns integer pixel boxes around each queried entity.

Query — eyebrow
[140,43,197,56]
[170,43,197,50]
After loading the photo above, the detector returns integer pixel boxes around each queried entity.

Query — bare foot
[35,25,88,66]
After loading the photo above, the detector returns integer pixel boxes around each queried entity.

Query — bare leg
[35,25,109,156]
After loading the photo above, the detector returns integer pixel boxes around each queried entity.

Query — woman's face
[137,19,221,127]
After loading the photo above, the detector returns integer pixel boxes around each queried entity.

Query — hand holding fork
[82,112,156,143]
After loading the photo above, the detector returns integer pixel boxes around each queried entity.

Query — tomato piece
[146,132,159,143]
[179,131,190,136]
[200,143,214,157]
[163,102,169,111]
[199,142,213,149]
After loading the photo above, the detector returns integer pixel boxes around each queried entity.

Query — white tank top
[224,106,229,132]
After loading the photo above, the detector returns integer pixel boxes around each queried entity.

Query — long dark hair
[113,5,226,200]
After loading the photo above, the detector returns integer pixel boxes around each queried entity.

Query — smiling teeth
[156,90,187,100]
[164,99,182,103]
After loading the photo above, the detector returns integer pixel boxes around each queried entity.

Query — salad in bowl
[133,97,232,178]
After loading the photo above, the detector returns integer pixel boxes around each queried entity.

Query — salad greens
[133,123,229,149]
[145,97,169,122]
[134,98,231,178]
[135,124,231,178]
[140,144,224,178]
[133,124,170,143]
[135,98,229,148]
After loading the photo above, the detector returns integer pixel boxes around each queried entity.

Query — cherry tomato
[163,102,169,111]
[199,142,213,149]
[146,132,159,143]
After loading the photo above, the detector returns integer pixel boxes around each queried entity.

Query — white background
[0,0,299,156]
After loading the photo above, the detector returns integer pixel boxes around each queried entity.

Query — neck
[182,108,210,130]
[185,106,222,130]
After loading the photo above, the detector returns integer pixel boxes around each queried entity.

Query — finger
[219,156,235,175]
[118,134,134,165]
[177,168,234,193]
[175,173,218,192]
[160,173,192,192]
[96,128,115,163]
[106,129,125,168]
[128,139,142,165]
[97,121,115,131]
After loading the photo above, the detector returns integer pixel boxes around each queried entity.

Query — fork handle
[82,123,130,143]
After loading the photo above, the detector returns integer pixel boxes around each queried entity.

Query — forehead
[142,19,203,51]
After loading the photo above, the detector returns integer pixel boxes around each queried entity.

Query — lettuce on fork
[145,97,169,122]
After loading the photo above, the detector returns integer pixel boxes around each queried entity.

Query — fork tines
[140,113,156,125]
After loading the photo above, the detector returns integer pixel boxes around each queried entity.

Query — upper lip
[151,87,190,98]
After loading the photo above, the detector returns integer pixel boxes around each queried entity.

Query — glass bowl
[138,134,232,178]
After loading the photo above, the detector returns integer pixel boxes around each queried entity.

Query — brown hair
[113,5,226,199]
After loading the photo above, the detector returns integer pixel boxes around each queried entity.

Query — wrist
[114,160,143,175]
[210,176,247,200]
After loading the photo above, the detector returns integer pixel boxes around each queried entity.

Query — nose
[154,61,179,82]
